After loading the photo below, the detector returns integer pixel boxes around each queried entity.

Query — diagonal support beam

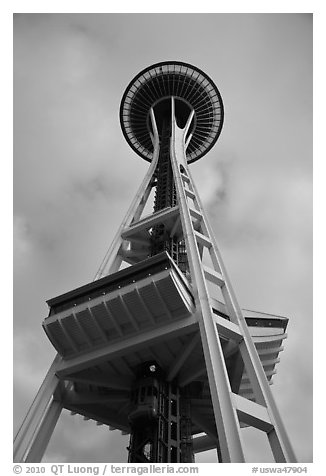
[178,361,207,387]
[122,206,180,239]
[14,354,63,462]
[213,313,243,342]
[191,408,218,444]
[167,333,200,381]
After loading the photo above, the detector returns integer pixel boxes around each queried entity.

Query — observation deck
[43,252,288,450]
[120,61,224,163]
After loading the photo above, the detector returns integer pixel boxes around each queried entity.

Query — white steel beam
[232,393,273,432]
[189,207,202,222]
[13,354,64,463]
[167,333,200,381]
[194,230,212,249]
[181,172,190,184]
[203,265,225,287]
[122,206,180,239]
[24,395,64,463]
[185,188,196,201]
[212,313,243,342]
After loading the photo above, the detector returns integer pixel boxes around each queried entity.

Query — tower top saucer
[120,61,224,164]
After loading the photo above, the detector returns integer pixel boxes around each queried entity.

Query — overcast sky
[13,13,312,463]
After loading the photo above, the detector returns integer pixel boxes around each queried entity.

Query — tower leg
[14,354,64,463]
[170,102,246,462]
[169,98,296,462]
[24,394,64,462]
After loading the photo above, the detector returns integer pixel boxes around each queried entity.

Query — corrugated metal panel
[61,315,85,347]
[123,290,149,326]
[139,283,168,319]
[75,309,101,342]
[255,339,283,351]
[45,321,69,354]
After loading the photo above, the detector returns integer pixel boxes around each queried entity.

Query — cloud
[13,216,33,273]
[191,149,235,206]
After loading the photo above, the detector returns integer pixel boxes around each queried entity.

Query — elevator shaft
[150,117,188,275]
[127,363,194,463]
